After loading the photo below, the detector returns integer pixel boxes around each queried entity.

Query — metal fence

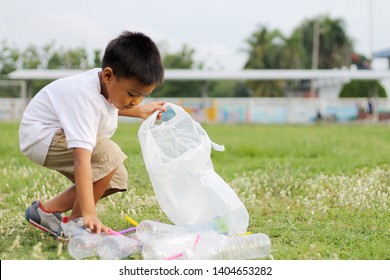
[0,80,28,121]
[130,97,390,124]
[0,98,27,121]
[1,96,389,123]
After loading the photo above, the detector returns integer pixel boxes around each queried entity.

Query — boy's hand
[83,214,110,234]
[118,101,166,119]
[137,101,166,119]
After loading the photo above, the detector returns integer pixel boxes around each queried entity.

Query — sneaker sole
[25,207,58,237]
[27,217,69,242]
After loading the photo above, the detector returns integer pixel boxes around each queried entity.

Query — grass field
[0,122,389,260]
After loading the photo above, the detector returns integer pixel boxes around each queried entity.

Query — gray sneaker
[57,217,91,240]
[25,200,63,237]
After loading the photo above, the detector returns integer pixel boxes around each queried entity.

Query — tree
[206,80,250,98]
[47,50,63,69]
[0,41,92,95]
[0,40,20,78]
[286,29,308,69]
[93,49,101,68]
[339,80,386,98]
[244,26,286,69]
[298,16,353,69]
[153,44,204,97]
[22,44,41,69]
[243,26,287,97]
[63,47,89,69]
[47,46,89,69]
[243,16,355,97]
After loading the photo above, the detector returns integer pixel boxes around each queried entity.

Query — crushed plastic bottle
[97,235,142,260]
[141,231,271,260]
[67,234,103,259]
[184,233,272,260]
[161,108,176,122]
[135,220,188,242]
[183,216,230,235]
[142,230,223,260]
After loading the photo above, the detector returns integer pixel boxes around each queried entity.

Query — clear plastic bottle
[183,216,230,235]
[97,235,142,260]
[67,234,103,259]
[184,233,272,260]
[135,220,188,243]
[161,108,176,122]
[142,230,223,260]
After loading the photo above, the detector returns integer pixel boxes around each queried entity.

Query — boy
[20,31,165,239]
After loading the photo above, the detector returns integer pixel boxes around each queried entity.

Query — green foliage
[1,41,99,96]
[1,41,91,76]
[207,81,250,97]
[298,16,353,69]
[243,15,355,97]
[47,46,89,69]
[339,80,387,98]
[0,40,20,77]
[93,49,102,68]
[47,51,63,69]
[22,45,41,69]
[244,26,287,69]
[1,122,390,260]
[0,16,376,98]
[162,44,197,69]
[154,45,204,97]
[153,80,203,98]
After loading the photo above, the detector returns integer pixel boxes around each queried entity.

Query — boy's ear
[101,67,114,82]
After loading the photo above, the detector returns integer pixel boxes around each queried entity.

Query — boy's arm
[118,101,166,119]
[73,148,108,233]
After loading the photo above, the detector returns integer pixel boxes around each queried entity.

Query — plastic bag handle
[142,102,179,128]
[142,102,225,151]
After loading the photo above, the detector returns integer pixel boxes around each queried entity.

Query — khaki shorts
[44,130,128,192]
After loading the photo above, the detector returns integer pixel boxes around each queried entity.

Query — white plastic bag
[138,103,249,235]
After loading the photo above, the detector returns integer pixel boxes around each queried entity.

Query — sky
[1,0,389,70]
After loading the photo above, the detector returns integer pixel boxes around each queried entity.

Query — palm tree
[298,16,353,69]
[244,26,287,97]
[243,16,355,97]
[244,26,286,69]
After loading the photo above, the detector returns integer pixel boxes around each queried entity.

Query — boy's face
[100,67,157,110]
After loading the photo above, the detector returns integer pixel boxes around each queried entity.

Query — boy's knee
[114,164,128,185]
[94,138,126,161]
[107,163,128,193]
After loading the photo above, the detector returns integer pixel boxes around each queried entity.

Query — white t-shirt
[19,68,118,165]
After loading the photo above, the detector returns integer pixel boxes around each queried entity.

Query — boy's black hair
[102,31,164,86]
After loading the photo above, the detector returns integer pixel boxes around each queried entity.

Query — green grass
[0,122,389,259]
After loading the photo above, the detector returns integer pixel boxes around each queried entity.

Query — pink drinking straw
[164,234,201,260]
[108,229,122,235]
[165,252,184,260]
[108,226,137,235]
[192,234,201,249]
